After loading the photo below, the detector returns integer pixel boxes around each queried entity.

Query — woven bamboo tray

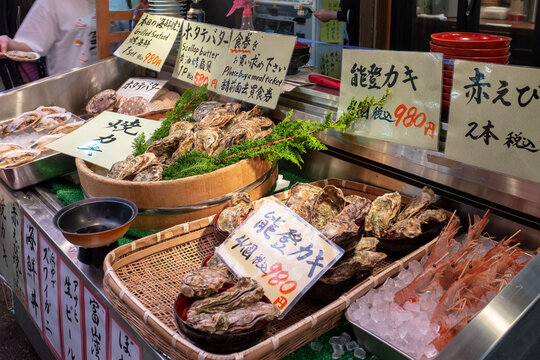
[103,179,436,360]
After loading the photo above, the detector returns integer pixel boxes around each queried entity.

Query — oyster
[180,267,229,298]
[187,277,263,316]
[385,218,423,239]
[109,153,157,180]
[108,155,133,179]
[132,164,164,182]
[36,106,66,116]
[310,185,347,230]
[397,187,435,221]
[418,209,451,224]
[0,149,41,168]
[354,237,379,253]
[364,192,401,237]
[206,255,235,281]
[146,131,187,157]
[117,96,150,116]
[5,50,39,61]
[86,89,118,115]
[193,101,224,122]
[51,121,85,135]
[169,120,195,135]
[319,250,387,284]
[0,143,24,156]
[33,112,72,132]
[6,112,41,133]
[216,193,253,234]
[212,116,274,155]
[187,302,279,334]
[224,106,265,130]
[193,129,221,155]
[29,134,64,151]
[285,183,322,211]
[170,131,195,159]
[198,102,241,129]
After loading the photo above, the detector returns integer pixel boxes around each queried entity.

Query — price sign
[46,112,162,170]
[173,21,232,90]
[320,0,342,44]
[23,215,42,332]
[116,77,168,104]
[216,198,344,318]
[215,30,296,109]
[446,61,540,183]
[110,316,142,360]
[338,49,442,150]
[84,286,108,360]
[60,260,83,360]
[114,13,183,72]
[40,236,62,358]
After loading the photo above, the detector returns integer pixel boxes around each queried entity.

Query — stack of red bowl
[430,32,512,111]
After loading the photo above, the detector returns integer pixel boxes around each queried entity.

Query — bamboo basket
[102,179,436,360]
[76,157,278,230]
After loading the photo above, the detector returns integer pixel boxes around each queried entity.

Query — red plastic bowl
[443,77,453,86]
[443,84,452,93]
[443,69,453,78]
[430,42,509,57]
[442,92,450,101]
[443,53,510,64]
[444,63,454,71]
[431,32,512,49]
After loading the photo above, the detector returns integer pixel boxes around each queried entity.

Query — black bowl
[377,221,446,254]
[288,43,310,75]
[306,270,371,305]
[174,285,270,354]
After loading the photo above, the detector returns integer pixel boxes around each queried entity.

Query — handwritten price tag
[338,49,442,150]
[116,77,168,104]
[114,13,183,72]
[216,198,344,318]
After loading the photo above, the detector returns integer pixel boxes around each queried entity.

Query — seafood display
[86,89,118,115]
[0,149,41,168]
[4,50,39,62]
[107,101,275,181]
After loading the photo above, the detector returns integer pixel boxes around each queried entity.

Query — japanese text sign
[173,21,232,89]
[338,49,442,150]
[114,13,183,72]
[320,0,343,44]
[216,198,344,318]
[446,61,540,183]
[110,316,142,360]
[40,236,62,358]
[23,216,42,332]
[46,112,162,170]
[116,77,168,104]
[60,260,83,360]
[215,30,296,109]
[84,286,108,360]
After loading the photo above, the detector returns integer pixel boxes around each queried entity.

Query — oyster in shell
[146,130,189,157]
[6,111,41,133]
[418,209,451,224]
[0,143,24,156]
[36,106,66,116]
[193,129,221,155]
[180,267,229,298]
[108,155,133,179]
[51,121,85,135]
[364,192,401,237]
[310,185,347,230]
[33,112,72,132]
[206,255,235,281]
[193,101,224,122]
[319,250,386,284]
[224,106,265,130]
[169,120,195,135]
[198,103,241,129]
[170,131,195,159]
[29,134,63,151]
[117,96,150,116]
[0,149,41,168]
[187,277,263,316]
[216,193,253,234]
[132,164,164,182]
[385,218,423,239]
[354,237,379,253]
[86,89,118,115]
[285,183,322,211]
[397,187,435,221]
[108,153,157,180]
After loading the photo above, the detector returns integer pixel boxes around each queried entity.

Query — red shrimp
[423,215,461,270]
[431,315,476,351]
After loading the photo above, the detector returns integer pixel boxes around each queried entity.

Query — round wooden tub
[76,157,278,230]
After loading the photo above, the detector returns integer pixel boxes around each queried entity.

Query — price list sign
[84,286,108,360]
[215,30,296,109]
[23,216,43,332]
[338,49,442,150]
[110,316,142,360]
[173,21,232,89]
[114,13,183,72]
[60,260,83,360]
[116,77,168,104]
[0,191,24,302]
[216,198,344,318]
[40,236,62,358]
[446,61,540,183]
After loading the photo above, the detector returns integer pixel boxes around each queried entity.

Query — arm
[313,9,338,22]
[0,35,34,58]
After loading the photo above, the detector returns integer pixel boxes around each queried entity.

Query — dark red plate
[443,53,510,64]
[443,84,452,93]
[442,92,450,101]
[431,32,512,49]
[442,100,450,112]
[443,77,453,86]
[443,69,453,78]
[430,42,509,57]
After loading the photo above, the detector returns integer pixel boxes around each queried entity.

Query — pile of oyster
[106,101,274,182]
[0,106,84,168]
[179,259,279,335]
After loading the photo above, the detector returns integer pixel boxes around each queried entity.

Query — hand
[0,35,11,58]
[135,0,149,10]
[313,9,337,22]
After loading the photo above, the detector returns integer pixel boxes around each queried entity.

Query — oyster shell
[146,130,188,157]
[385,218,423,239]
[319,250,386,284]
[5,50,39,61]
[206,255,235,281]
[354,237,379,253]
[0,143,24,156]
[169,120,195,135]
[224,105,265,130]
[193,129,221,155]
[310,185,347,230]
[170,131,195,159]
[397,187,435,221]
[109,153,157,180]
[33,112,72,132]
[0,149,41,168]
[51,121,85,135]
[6,111,41,133]
[29,134,64,152]
[180,267,229,298]
[364,192,401,237]
[285,183,322,210]
[117,96,150,116]
[216,193,253,234]
[108,155,133,179]
[86,89,118,115]
[132,164,164,182]
[418,209,451,224]
[193,101,224,122]
[36,106,66,116]
[187,277,263,316]
[198,103,241,129]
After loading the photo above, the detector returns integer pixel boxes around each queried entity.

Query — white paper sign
[39,236,62,358]
[0,192,24,303]
[46,112,162,170]
[0,191,9,283]
[60,260,83,360]
[110,316,142,360]
[116,78,168,104]
[173,21,232,90]
[84,286,108,360]
[23,215,42,332]
[216,198,344,318]
[446,61,540,183]
[338,49,442,150]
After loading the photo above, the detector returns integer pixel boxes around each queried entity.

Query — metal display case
[0,57,539,360]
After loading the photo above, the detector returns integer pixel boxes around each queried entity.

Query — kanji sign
[40,236,62,358]
[23,215,42,332]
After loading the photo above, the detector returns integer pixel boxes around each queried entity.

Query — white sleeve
[13,0,58,56]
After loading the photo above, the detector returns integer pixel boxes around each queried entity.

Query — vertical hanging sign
[84,286,108,360]
[110,316,142,360]
[0,191,9,284]
[445,61,540,182]
[23,215,43,332]
[0,192,24,303]
[40,235,62,359]
[338,50,442,150]
[60,260,84,360]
